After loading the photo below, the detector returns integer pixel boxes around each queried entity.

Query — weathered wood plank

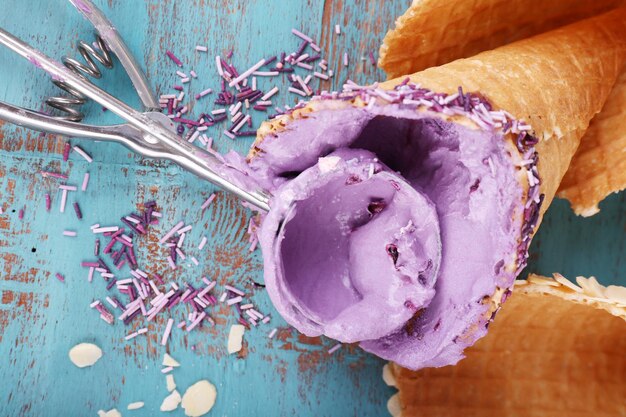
[0,1,623,416]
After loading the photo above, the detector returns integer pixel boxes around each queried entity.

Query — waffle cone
[379,0,626,216]
[378,0,624,78]
[557,71,626,216]
[385,274,626,417]
[378,9,626,221]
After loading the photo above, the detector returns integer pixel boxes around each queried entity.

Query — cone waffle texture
[378,9,626,220]
[379,0,626,216]
[557,70,626,216]
[385,273,626,417]
[378,0,625,78]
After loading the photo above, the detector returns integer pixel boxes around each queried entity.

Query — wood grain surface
[0,1,623,416]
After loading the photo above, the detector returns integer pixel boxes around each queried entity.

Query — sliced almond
[387,393,402,417]
[127,402,144,410]
[382,364,397,387]
[69,343,102,368]
[163,353,180,367]
[97,409,121,417]
[181,380,217,417]
[160,390,181,412]
[166,374,176,392]
[553,273,583,293]
[227,324,245,354]
[576,276,606,298]
[605,285,626,305]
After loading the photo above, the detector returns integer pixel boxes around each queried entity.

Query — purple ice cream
[261,148,441,343]
[244,83,539,370]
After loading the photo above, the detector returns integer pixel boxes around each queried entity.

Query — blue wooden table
[0,1,624,416]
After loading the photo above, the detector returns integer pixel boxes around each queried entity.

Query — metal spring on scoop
[45,34,113,122]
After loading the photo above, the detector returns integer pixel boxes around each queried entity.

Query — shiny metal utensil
[0,0,270,211]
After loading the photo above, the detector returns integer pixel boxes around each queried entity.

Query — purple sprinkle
[128,213,144,223]
[457,86,465,105]
[167,293,182,309]
[121,217,142,235]
[295,40,308,57]
[464,96,471,112]
[173,117,200,126]
[369,51,376,66]
[166,50,183,67]
[303,54,321,63]
[97,257,110,272]
[127,247,138,269]
[103,238,117,255]
[273,67,294,73]
[112,296,125,311]
[235,131,257,137]
[123,308,141,325]
[45,172,65,187]
[111,249,122,265]
[73,202,83,219]
[62,142,71,162]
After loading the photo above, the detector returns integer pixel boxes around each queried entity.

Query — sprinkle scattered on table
[154,25,376,144]
[12,21,378,414]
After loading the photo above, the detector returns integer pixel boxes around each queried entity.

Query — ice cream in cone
[240,9,626,370]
